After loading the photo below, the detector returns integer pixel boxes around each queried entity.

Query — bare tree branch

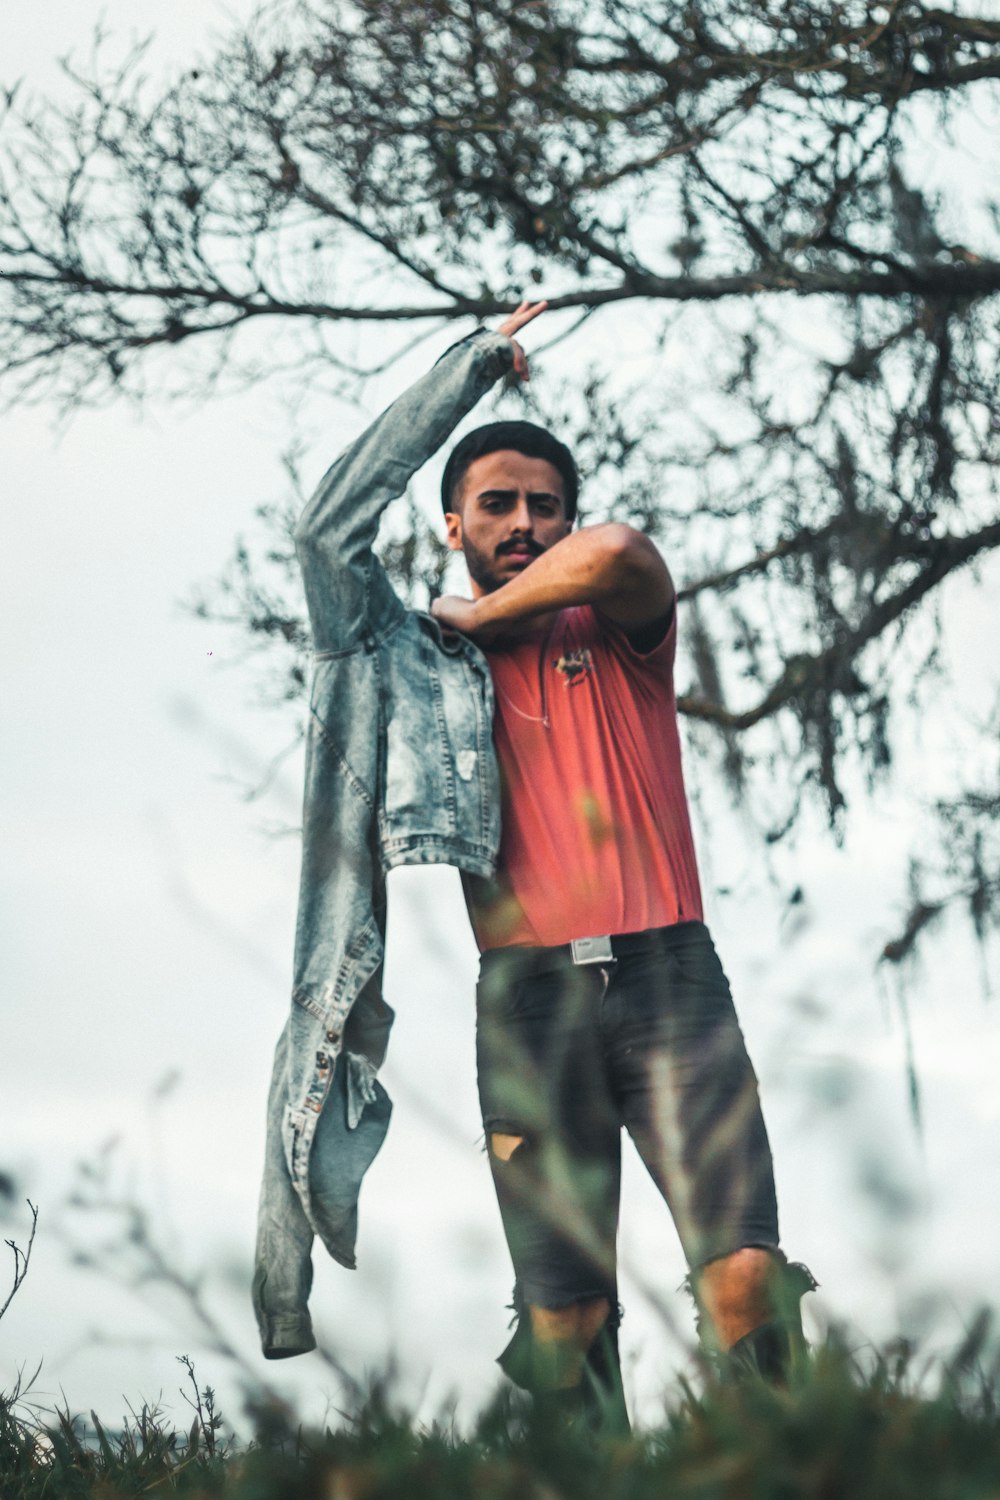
[1,1201,38,1323]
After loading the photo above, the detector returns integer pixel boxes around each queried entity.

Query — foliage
[3,1,1000,390]
[2,1331,1000,1500]
[2,0,999,956]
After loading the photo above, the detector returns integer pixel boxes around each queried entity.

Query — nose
[509,497,533,534]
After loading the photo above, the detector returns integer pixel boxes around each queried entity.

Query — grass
[2,1330,999,1500]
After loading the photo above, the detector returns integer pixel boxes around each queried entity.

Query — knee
[695,1248,779,1342]
[693,1249,816,1352]
[702,1246,776,1296]
[529,1296,611,1349]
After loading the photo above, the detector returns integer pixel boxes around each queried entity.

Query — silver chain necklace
[495,619,556,730]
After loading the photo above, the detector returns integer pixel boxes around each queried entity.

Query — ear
[444,511,464,552]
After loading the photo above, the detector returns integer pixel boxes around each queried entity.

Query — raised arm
[294,328,515,653]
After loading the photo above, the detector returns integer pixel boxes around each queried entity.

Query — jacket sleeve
[294,329,514,653]
[253,1018,318,1358]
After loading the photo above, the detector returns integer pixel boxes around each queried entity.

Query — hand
[431,593,498,644]
[496,298,547,382]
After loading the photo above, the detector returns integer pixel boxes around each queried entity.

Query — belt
[480,920,707,974]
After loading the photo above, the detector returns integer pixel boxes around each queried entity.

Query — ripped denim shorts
[475,920,781,1318]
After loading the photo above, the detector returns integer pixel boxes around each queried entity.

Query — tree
[2,0,999,959]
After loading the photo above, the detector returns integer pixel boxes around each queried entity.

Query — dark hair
[440,420,578,520]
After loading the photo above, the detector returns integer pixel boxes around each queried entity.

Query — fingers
[495,296,546,382]
[431,594,475,630]
[511,298,548,333]
[496,298,548,339]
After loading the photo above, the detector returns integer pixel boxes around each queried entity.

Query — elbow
[593,523,672,605]
[292,495,319,550]
[601,522,643,557]
[293,516,316,559]
[596,523,659,579]
[294,499,340,557]
[294,457,350,550]
[293,515,335,577]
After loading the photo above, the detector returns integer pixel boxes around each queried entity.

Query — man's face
[444,449,572,597]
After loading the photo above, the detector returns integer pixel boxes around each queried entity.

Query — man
[253,298,810,1423]
[431,301,812,1430]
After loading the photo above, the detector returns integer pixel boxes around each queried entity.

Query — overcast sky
[3,0,999,1436]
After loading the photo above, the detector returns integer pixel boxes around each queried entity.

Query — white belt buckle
[570,934,614,965]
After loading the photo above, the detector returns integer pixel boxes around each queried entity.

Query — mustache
[495,537,543,559]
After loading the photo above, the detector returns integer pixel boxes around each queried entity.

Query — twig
[1,1200,38,1322]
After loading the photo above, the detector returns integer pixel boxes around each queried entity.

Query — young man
[254,298,810,1421]
[431,302,812,1430]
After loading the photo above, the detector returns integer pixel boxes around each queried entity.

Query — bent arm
[295,330,514,652]
[434,523,674,642]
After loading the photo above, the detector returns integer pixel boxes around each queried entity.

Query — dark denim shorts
[475,921,780,1314]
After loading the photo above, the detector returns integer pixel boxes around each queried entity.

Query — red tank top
[464,604,704,950]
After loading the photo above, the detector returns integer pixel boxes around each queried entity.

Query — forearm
[471,525,673,635]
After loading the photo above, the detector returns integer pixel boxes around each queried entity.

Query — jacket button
[326,1028,339,1043]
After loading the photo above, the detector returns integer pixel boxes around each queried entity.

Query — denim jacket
[253,328,514,1358]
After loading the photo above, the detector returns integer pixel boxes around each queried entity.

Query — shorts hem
[515,1284,618,1313]
[688,1238,783,1275]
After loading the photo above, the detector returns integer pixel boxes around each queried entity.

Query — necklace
[497,689,549,728]
[495,618,555,730]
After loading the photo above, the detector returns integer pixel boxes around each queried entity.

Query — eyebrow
[475,487,563,503]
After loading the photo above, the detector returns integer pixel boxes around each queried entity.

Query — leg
[605,925,811,1372]
[476,954,629,1431]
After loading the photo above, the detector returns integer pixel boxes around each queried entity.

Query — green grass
[2,1334,999,1500]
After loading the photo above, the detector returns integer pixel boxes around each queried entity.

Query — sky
[3,0,999,1438]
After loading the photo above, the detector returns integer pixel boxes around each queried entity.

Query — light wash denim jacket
[253,328,513,1358]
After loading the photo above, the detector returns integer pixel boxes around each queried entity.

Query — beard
[462,535,543,594]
